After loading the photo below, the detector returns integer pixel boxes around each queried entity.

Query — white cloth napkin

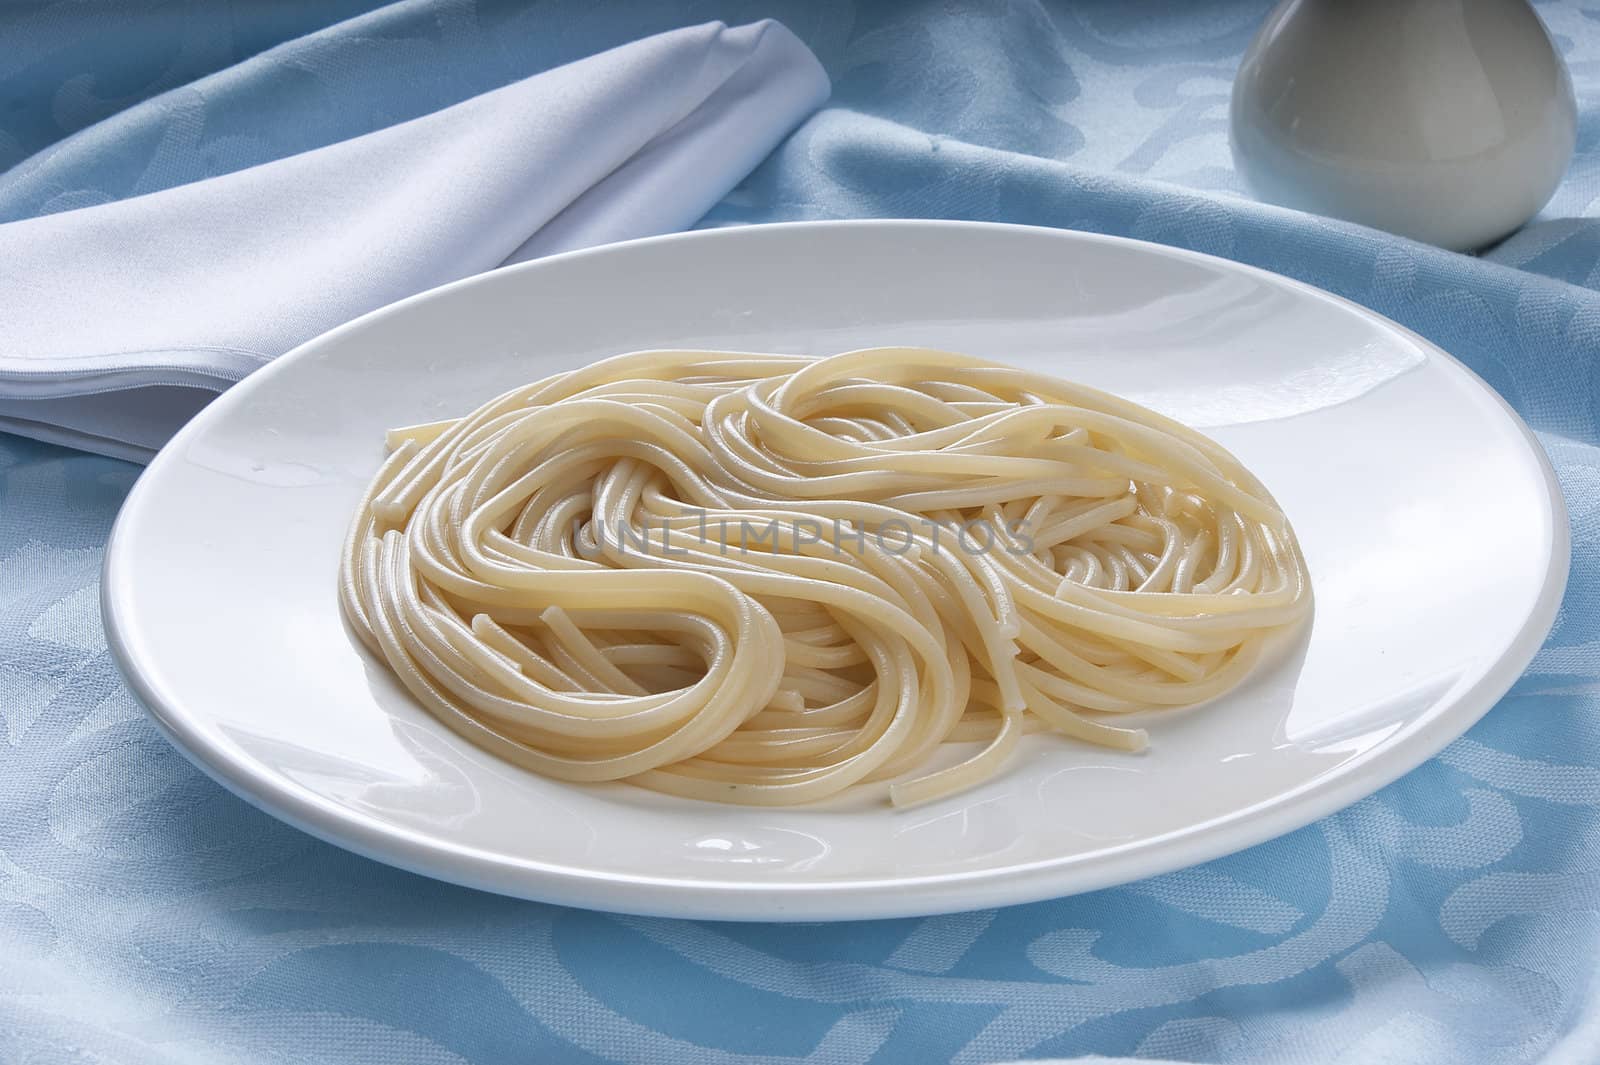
[0,20,828,461]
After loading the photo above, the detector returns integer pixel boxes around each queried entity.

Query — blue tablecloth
[4,3,1600,1062]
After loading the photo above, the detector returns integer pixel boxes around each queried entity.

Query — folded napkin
[0,19,828,461]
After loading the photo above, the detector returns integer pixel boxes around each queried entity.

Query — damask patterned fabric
[3,2,1599,1062]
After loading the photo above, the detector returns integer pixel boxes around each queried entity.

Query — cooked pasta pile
[339,347,1310,807]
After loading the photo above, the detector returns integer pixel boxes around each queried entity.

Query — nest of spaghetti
[340,347,1310,807]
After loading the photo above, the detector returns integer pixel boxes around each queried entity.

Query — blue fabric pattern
[3,2,1600,1062]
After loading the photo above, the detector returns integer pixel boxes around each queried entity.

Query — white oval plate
[104,221,1568,921]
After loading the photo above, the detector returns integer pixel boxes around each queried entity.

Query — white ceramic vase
[1230,0,1577,251]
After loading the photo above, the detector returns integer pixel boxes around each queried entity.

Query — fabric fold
[0,18,828,459]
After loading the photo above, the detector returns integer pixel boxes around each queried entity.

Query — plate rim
[102,218,1572,920]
